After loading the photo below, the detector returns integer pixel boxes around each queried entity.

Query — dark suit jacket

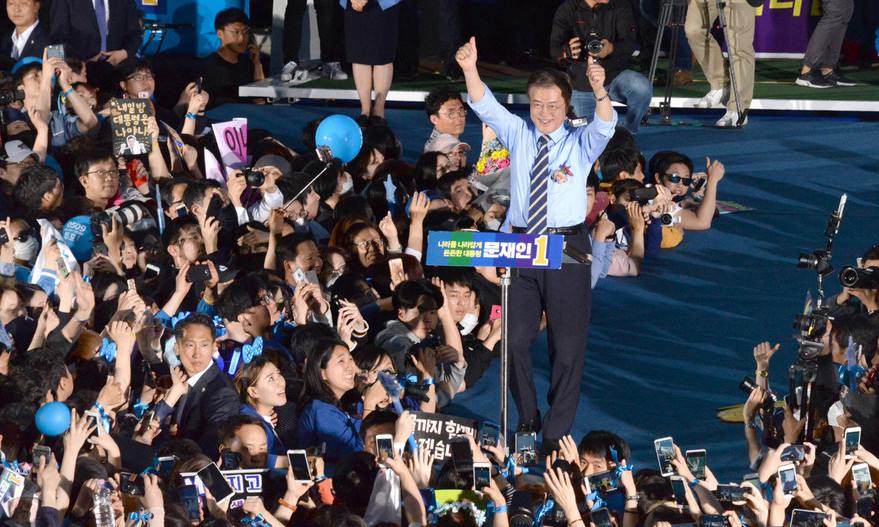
[0,22,50,67]
[177,364,240,455]
[48,0,141,60]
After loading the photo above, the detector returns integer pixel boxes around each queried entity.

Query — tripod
[646,0,688,125]
[647,0,748,127]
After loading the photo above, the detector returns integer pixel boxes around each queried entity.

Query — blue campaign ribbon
[93,402,112,433]
[132,398,151,419]
[587,490,606,511]
[241,515,268,527]
[533,498,555,527]
[141,457,159,476]
[171,311,192,328]
[98,338,117,363]
[128,510,154,524]
[242,336,263,364]
[502,456,516,481]
[212,316,227,337]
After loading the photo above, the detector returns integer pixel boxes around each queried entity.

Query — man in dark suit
[172,314,240,454]
[0,0,49,67]
[48,0,140,65]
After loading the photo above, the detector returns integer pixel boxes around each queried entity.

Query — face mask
[459,313,479,336]
[14,236,39,263]
[484,218,501,231]
[341,174,354,194]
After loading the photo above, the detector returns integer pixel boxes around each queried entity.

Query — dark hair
[577,430,631,463]
[182,180,220,211]
[436,169,470,200]
[275,233,318,270]
[234,355,281,404]
[331,452,379,516]
[162,215,200,248]
[862,245,879,262]
[431,268,476,294]
[609,179,642,200]
[806,475,846,516]
[216,275,268,323]
[649,151,694,184]
[829,312,879,364]
[599,147,639,183]
[526,69,573,105]
[74,147,115,181]
[359,409,398,441]
[392,280,443,312]
[306,160,340,201]
[13,165,60,211]
[334,195,373,225]
[215,8,249,30]
[349,126,401,182]
[13,63,41,88]
[425,87,464,118]
[173,313,216,341]
[414,151,447,192]
[217,414,265,450]
[301,337,350,406]
[288,323,337,365]
[116,58,153,83]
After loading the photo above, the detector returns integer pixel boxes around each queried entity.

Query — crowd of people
[0,0,873,526]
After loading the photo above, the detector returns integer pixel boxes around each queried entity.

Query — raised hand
[753,342,780,370]
[586,56,606,93]
[455,37,478,73]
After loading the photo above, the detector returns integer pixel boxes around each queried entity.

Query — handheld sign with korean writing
[110,99,153,157]
[426,231,564,269]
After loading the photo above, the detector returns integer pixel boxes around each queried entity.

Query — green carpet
[299,59,878,101]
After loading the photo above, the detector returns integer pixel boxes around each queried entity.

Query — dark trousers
[437,0,463,72]
[284,0,345,64]
[803,0,854,69]
[508,230,592,441]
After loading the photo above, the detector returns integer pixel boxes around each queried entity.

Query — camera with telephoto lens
[91,201,150,237]
[629,185,658,206]
[839,266,879,289]
[242,168,264,188]
[797,250,832,276]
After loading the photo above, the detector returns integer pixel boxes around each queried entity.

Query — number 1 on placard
[532,235,549,267]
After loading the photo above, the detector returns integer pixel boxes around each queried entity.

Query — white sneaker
[323,62,348,80]
[715,110,748,127]
[280,61,298,81]
[694,88,728,108]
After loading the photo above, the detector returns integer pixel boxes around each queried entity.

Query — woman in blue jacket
[296,337,369,462]
[234,355,288,458]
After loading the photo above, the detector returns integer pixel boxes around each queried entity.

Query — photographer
[833,245,879,314]
[550,0,652,133]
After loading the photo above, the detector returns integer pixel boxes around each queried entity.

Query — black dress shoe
[517,415,541,434]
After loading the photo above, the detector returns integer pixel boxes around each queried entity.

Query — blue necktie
[94,0,108,52]
[526,135,551,235]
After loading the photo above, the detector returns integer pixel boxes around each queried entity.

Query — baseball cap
[4,140,35,163]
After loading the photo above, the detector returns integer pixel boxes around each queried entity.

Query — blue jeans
[570,70,653,133]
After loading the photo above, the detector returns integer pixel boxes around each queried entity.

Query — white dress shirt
[10,21,38,60]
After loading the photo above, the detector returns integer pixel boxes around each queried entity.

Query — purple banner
[754,0,821,56]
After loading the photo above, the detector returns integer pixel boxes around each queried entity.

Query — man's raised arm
[456,37,485,103]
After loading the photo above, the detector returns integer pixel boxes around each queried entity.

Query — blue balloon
[35,402,71,436]
[315,115,363,163]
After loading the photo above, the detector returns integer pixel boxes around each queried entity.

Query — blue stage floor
[210,102,879,479]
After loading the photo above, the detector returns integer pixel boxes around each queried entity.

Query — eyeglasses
[224,27,250,37]
[353,238,382,250]
[127,74,154,82]
[664,173,693,186]
[440,108,467,119]
[530,102,564,113]
[86,168,119,179]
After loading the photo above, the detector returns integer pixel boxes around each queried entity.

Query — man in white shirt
[0,0,49,65]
